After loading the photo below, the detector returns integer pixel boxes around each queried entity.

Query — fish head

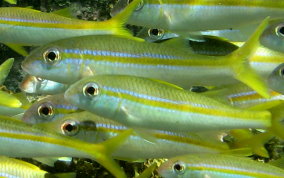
[260,19,284,54]
[22,42,82,84]
[22,100,55,124]
[158,158,189,178]
[268,63,284,94]
[22,94,77,124]
[64,76,120,120]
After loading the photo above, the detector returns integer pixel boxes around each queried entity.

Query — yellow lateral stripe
[104,89,266,120]
[230,91,282,102]
[67,53,228,67]
[148,0,284,8]
[0,131,100,152]
[250,56,284,63]
[153,133,227,150]
[0,19,115,30]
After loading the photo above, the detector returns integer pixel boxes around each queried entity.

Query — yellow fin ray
[110,0,144,41]
[5,43,28,56]
[225,17,270,98]
[0,91,22,108]
[0,58,14,85]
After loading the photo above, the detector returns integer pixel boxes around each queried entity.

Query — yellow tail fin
[225,17,270,98]
[269,104,284,140]
[82,129,133,178]
[0,58,14,85]
[110,0,144,40]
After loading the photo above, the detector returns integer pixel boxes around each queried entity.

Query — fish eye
[279,67,284,78]
[43,48,60,64]
[83,82,99,97]
[276,24,284,37]
[61,120,79,136]
[172,161,186,175]
[148,28,164,39]
[37,102,54,120]
[135,0,144,11]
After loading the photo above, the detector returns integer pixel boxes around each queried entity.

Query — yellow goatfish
[23,17,270,98]
[36,111,233,160]
[64,75,271,133]
[158,154,284,178]
[0,0,141,55]
[0,156,75,178]
[123,0,284,32]
[0,115,132,178]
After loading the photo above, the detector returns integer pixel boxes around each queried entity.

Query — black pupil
[281,68,284,76]
[174,164,182,171]
[65,124,75,132]
[279,26,284,35]
[86,86,96,95]
[47,51,56,61]
[41,107,50,116]
[151,29,159,36]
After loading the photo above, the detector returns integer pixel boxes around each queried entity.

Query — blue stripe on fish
[63,49,184,60]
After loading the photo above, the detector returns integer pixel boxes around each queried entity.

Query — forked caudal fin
[109,0,144,41]
[81,129,133,178]
[225,17,270,98]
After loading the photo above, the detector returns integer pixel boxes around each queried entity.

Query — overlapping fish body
[158,154,284,178]
[0,115,132,178]
[37,111,230,160]
[64,75,271,132]
[22,18,270,98]
[126,0,284,32]
[204,83,284,110]
[138,29,284,79]
[0,0,140,46]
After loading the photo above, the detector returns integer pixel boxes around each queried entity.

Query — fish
[0,115,132,178]
[119,0,284,32]
[64,75,271,132]
[204,83,284,110]
[139,29,284,79]
[20,75,69,95]
[36,111,232,160]
[268,63,284,94]
[136,24,258,43]
[0,156,75,178]
[22,94,80,124]
[22,17,270,98]
[0,0,142,55]
[157,154,284,178]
